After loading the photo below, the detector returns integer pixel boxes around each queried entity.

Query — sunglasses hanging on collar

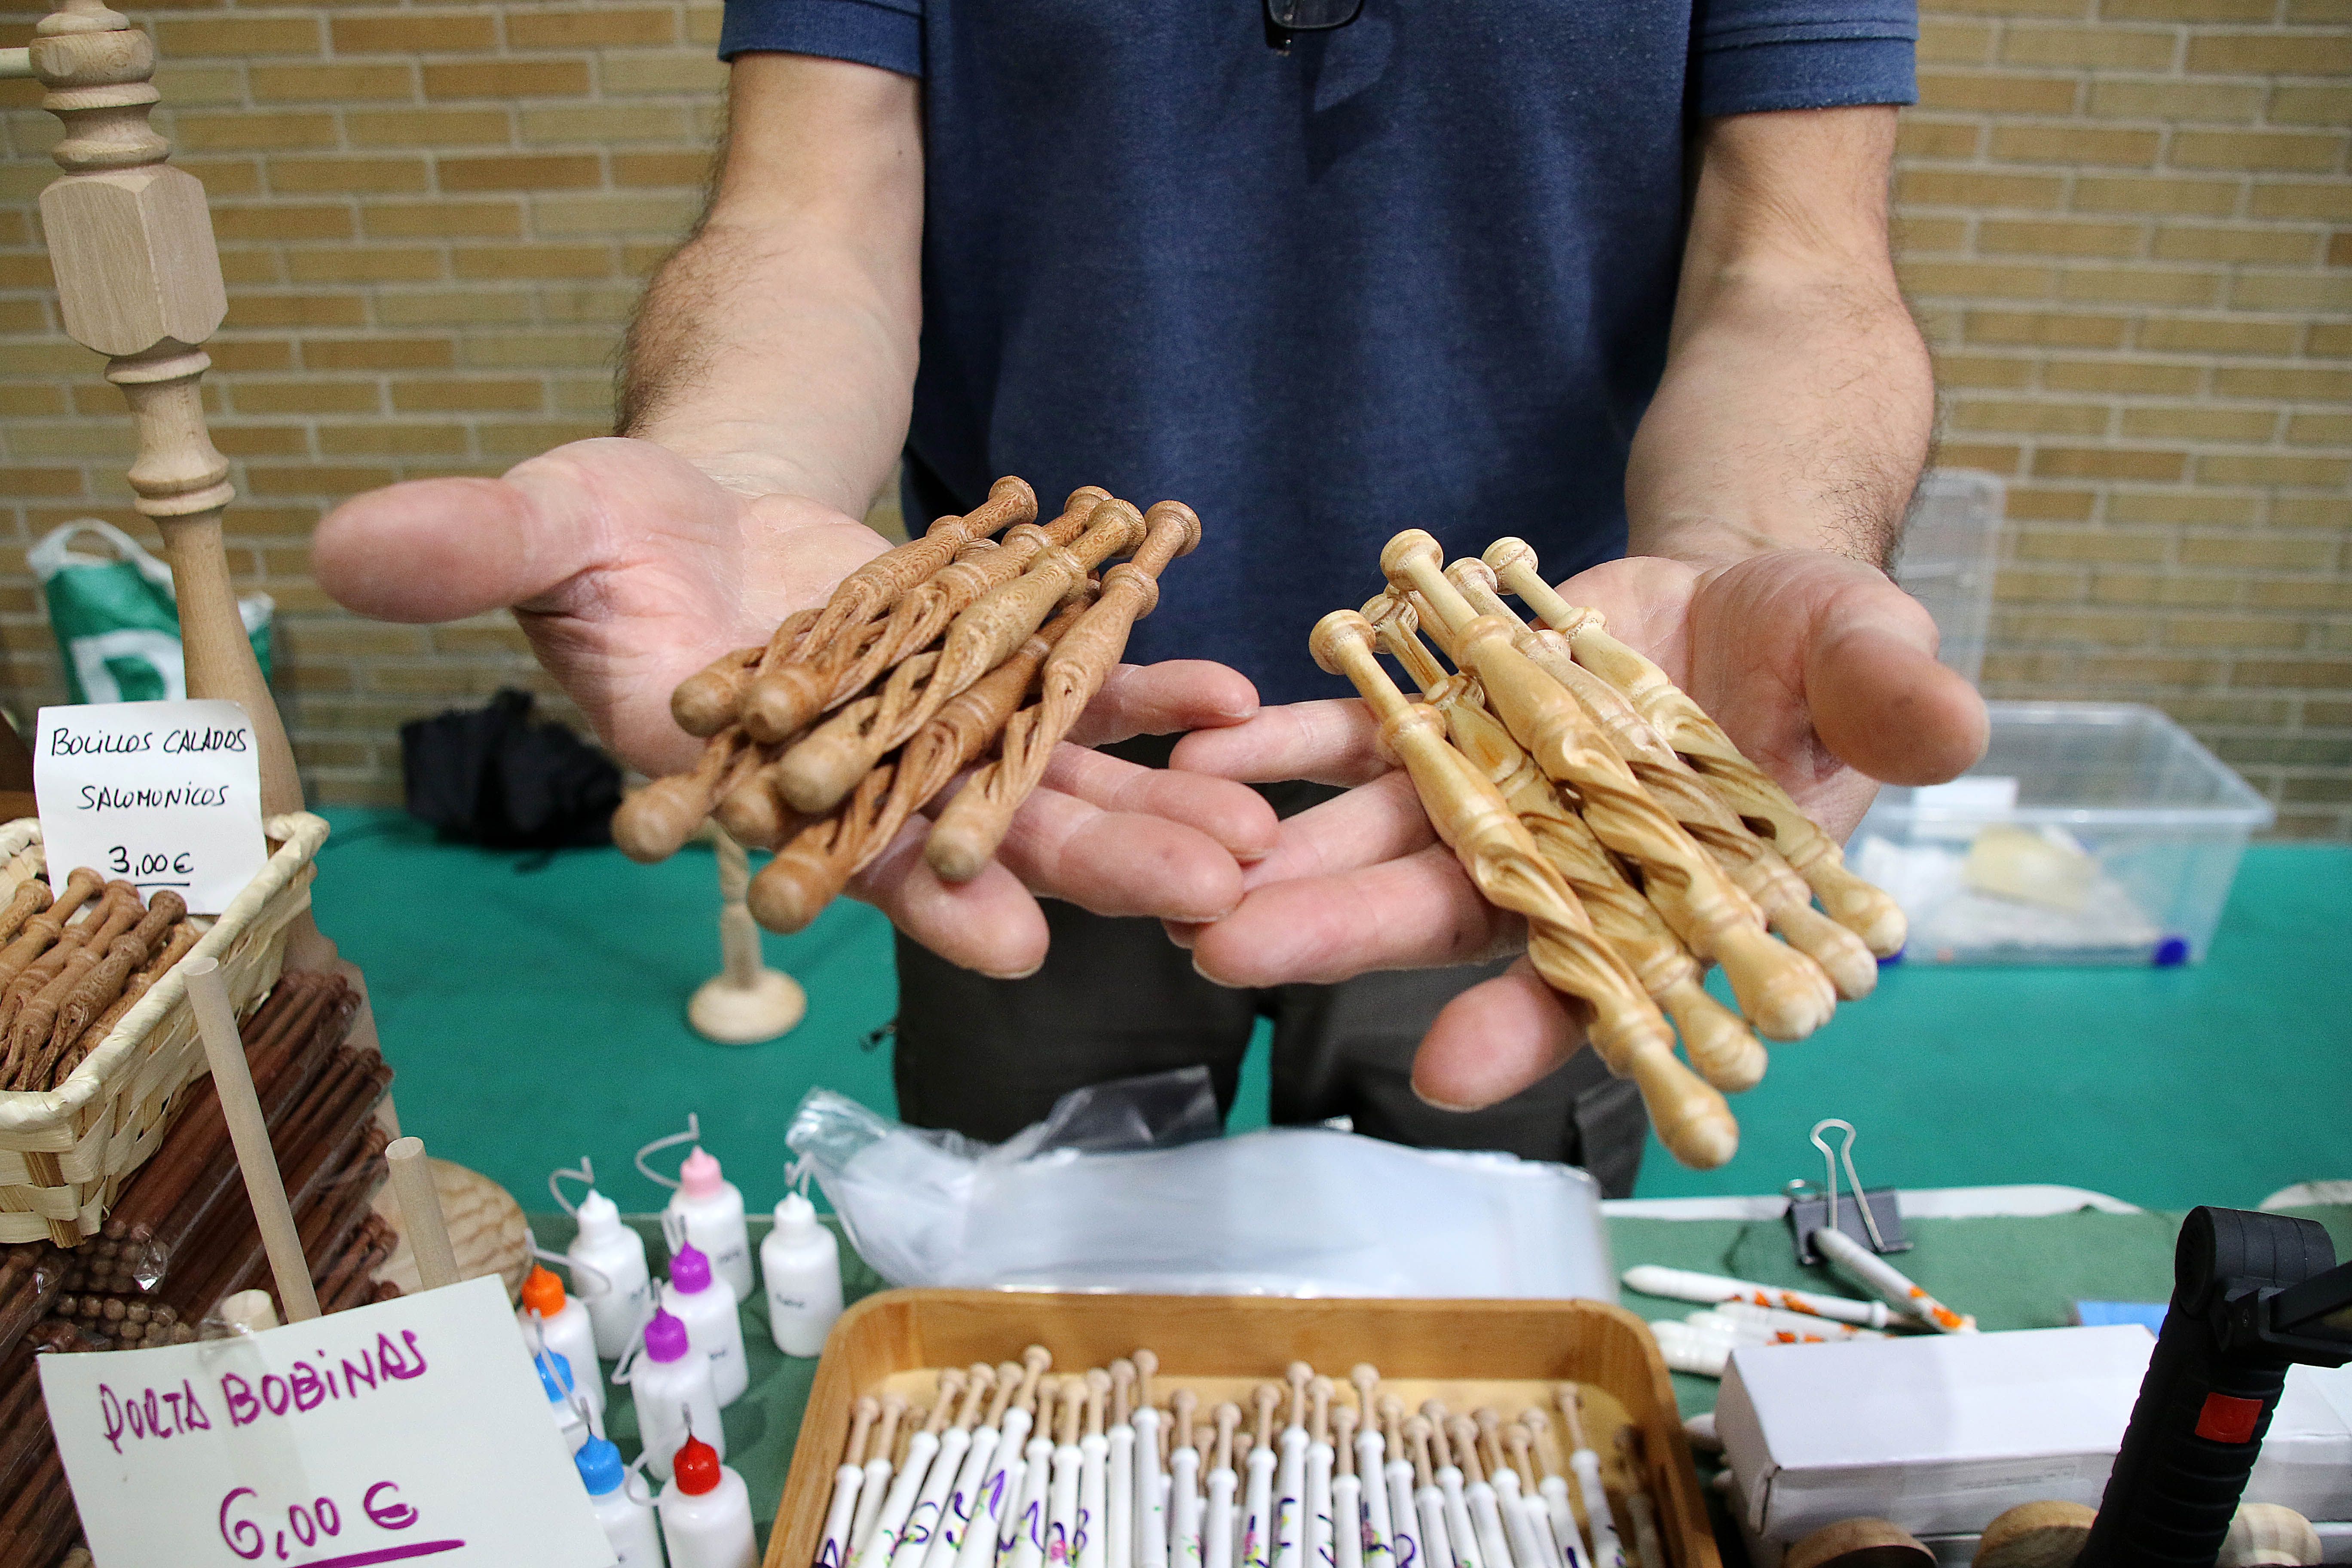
[1264,0,1366,52]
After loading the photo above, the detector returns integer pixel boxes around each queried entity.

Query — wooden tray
[767,1290,1718,1568]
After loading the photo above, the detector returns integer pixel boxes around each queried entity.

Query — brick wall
[0,0,2346,830]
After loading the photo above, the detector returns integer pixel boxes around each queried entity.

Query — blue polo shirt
[718,0,1916,706]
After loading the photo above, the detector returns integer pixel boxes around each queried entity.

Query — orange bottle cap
[521,1265,566,1317]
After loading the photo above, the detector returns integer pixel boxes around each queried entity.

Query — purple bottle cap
[669,1240,712,1295]
[644,1307,691,1363]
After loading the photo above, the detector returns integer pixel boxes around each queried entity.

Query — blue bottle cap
[536,1346,576,1402]
[576,1434,628,1495]
[2153,935,2189,967]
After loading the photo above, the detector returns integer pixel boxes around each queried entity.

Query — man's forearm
[619,53,923,521]
[1625,106,1932,570]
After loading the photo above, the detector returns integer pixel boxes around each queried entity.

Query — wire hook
[549,1157,595,1216]
[635,1112,704,1191]
[1810,1118,1890,1252]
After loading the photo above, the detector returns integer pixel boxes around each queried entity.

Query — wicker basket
[0,812,328,1245]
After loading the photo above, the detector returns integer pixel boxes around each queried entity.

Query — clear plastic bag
[785,1070,1615,1300]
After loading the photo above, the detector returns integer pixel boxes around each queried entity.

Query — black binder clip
[1787,1118,1911,1266]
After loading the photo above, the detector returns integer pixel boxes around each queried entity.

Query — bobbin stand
[688,829,806,1044]
[27,0,375,1037]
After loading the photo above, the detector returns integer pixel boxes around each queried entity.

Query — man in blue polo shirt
[316,0,1987,1193]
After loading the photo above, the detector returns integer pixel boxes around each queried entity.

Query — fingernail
[981,961,1044,982]
[1411,1079,1491,1113]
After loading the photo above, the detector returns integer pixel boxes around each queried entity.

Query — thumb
[312,437,706,623]
[1804,574,1990,786]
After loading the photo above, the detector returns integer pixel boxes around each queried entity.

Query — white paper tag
[40,1276,616,1568]
[33,699,270,916]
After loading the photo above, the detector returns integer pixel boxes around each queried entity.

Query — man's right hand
[314,437,1278,977]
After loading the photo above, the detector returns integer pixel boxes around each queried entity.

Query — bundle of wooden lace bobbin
[613,480,1205,934]
[1310,530,1908,1170]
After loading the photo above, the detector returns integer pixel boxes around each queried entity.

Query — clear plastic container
[1895,470,2003,687]
[1850,702,2273,966]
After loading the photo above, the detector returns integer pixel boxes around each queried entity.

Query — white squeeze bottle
[659,1431,758,1568]
[578,1433,668,1568]
[632,1308,726,1482]
[566,1179,654,1360]
[663,1238,749,1407]
[522,1264,605,1420]
[665,1147,753,1304]
[762,1191,844,1355]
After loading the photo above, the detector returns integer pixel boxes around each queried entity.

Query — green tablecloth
[531,1202,2352,1539]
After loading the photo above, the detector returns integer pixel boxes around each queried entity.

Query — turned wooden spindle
[927,501,1202,881]
[1382,531,1831,1044]
[1312,609,1736,1170]
[686,828,805,1044]
[1482,536,1908,958]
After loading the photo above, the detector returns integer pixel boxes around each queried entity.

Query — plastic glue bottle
[761,1191,842,1356]
[556,1160,654,1360]
[523,1263,604,1419]
[658,1430,758,1568]
[662,1237,748,1407]
[577,1433,667,1568]
[629,1308,726,1482]
[638,1118,753,1304]
[536,1345,590,1454]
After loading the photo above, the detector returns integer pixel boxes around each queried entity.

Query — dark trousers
[888,752,1651,1199]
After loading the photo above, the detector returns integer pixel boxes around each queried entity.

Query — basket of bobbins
[775,1291,1718,1568]
[0,811,328,1248]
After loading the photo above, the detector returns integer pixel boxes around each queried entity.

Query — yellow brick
[249,63,416,101]
[175,111,338,152]
[2214,366,2352,402]
[2286,413,2352,446]
[362,201,525,239]
[2197,453,2352,486]
[331,13,499,52]
[0,386,64,417]
[2008,487,2103,522]
[211,203,353,242]
[1937,441,2027,472]
[425,60,591,98]
[154,64,248,106]
[2270,85,2352,126]
[2058,266,2225,306]
[0,463,85,493]
[2109,490,2263,524]
[224,293,370,328]
[2185,31,2352,75]
[232,381,383,416]
[1897,119,1981,159]
[613,153,707,187]
[1981,217,2146,257]
[347,108,514,146]
[685,5,723,43]
[452,244,615,279]
[1998,609,2159,644]
[1899,169,2065,208]
[317,423,473,456]
[208,339,298,372]
[460,331,618,368]
[2018,526,2173,563]
[2273,496,2352,527]
[2092,573,2242,609]
[304,337,457,371]
[1996,567,2089,603]
[286,247,446,284]
[506,8,678,47]
[1917,72,2078,114]
[2001,24,2176,69]
[2141,318,2300,355]
[2164,615,2307,648]
[246,464,398,496]
[475,419,608,456]
[2153,224,2324,264]
[269,156,431,194]
[2309,323,2352,357]
[2119,406,2279,441]
[1893,214,1969,251]
[2172,130,2346,174]
[2251,188,2352,236]
[1898,260,2056,297]
[439,153,603,191]
[375,291,538,327]
[598,49,727,94]
[2033,446,2191,480]
[2088,79,2264,123]
[2230,272,2352,312]
[620,239,677,275]
[216,249,284,286]
[2285,0,2352,18]
[541,284,639,322]
[1934,352,2038,388]
[1988,125,2162,167]
[154,15,321,55]
[521,104,692,144]
[1966,309,2131,348]
[550,377,612,416]
[2181,535,2335,569]
[1919,18,1996,62]
[2333,233,2352,267]
[1950,398,2112,435]
[389,377,545,413]
[531,192,700,234]
[173,158,263,198]
[0,299,48,333]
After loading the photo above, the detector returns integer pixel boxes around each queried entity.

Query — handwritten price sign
[34,699,268,916]
[39,1277,614,1568]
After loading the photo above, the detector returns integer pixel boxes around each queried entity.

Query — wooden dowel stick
[184,956,320,1323]
[386,1135,460,1290]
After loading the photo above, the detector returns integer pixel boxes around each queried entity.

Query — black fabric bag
[399,688,620,849]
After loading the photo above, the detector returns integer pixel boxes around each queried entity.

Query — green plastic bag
[29,519,273,704]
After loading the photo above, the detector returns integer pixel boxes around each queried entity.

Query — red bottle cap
[520,1265,566,1317]
[672,1433,722,1495]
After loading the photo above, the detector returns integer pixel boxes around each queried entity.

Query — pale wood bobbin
[1973,1501,2095,1568]
[1785,1518,1936,1568]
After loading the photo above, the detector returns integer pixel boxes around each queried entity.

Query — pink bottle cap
[679,1147,726,1201]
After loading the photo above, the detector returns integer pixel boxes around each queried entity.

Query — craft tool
[1376,1398,1424,1568]
[1169,1390,1205,1568]
[1811,1226,1976,1334]
[961,1351,1052,1568]
[1003,1378,1060,1568]
[1400,1417,1455,1568]
[1043,1376,1087,1568]
[899,1366,995,1568]
[1243,1384,1281,1568]
[1305,1380,1336,1568]
[1134,1351,1170,1568]
[1080,1370,1112,1568]
[1619,1265,1893,1329]
[1331,1402,1365,1568]
[1516,1413,1589,1568]
[854,1396,910,1556]
[1446,1415,1515,1568]
[1204,1403,1241,1568]
[1554,1390,1625,1568]
[820,1400,882,1568]
[862,1371,965,1568]
[1109,1361,1138,1568]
